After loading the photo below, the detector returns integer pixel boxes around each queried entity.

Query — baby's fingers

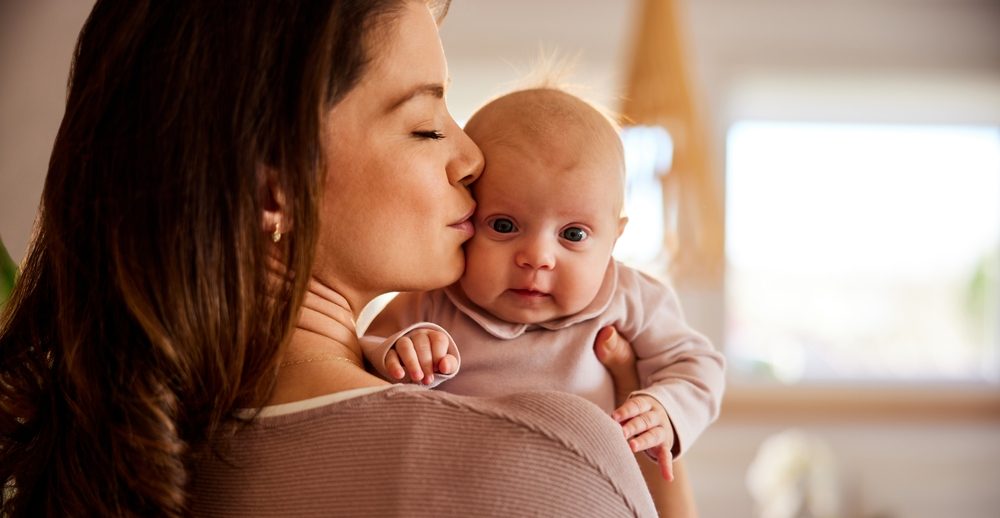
[625,424,669,454]
[393,337,426,383]
[436,354,458,375]
[622,410,667,443]
[656,447,675,482]
[612,395,654,423]
[384,349,407,380]
[406,333,438,385]
[427,331,457,376]
[428,332,453,370]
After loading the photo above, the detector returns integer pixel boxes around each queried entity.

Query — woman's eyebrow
[385,83,445,113]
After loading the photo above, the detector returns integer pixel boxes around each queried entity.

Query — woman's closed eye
[412,130,445,140]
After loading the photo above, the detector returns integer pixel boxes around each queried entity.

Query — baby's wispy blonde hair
[506,49,624,134]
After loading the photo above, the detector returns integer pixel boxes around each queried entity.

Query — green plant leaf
[0,236,18,309]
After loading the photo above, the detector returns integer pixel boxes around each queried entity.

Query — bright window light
[614,125,673,271]
[726,121,1000,383]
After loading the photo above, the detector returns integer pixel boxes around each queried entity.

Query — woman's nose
[448,122,484,187]
[515,238,556,270]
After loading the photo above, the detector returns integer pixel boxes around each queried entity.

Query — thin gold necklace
[279,354,362,368]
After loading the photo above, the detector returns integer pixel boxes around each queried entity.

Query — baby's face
[458,134,624,325]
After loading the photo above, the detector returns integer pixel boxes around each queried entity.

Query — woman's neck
[268,277,388,405]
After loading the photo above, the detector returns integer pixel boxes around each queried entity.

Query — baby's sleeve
[618,270,726,459]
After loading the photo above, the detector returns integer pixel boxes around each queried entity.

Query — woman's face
[314,0,482,312]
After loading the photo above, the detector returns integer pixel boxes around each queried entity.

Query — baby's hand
[613,395,675,481]
[385,329,457,385]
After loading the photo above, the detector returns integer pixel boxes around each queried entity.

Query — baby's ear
[616,216,629,238]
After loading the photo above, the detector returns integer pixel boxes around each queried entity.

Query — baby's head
[458,88,627,325]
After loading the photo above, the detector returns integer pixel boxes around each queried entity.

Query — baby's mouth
[508,288,549,298]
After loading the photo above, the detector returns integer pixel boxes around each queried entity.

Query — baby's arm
[611,270,726,467]
[596,327,702,516]
[360,292,461,386]
[598,326,677,481]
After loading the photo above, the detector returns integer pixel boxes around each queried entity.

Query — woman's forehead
[335,1,447,120]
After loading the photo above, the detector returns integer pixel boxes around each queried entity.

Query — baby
[362,87,725,483]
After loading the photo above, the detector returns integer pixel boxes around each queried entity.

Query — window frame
[709,71,1000,422]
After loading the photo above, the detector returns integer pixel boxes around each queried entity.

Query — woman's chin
[438,264,464,287]
[407,257,463,292]
[440,255,466,286]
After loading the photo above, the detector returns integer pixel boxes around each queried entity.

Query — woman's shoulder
[376,388,657,515]
[422,389,623,444]
[194,386,656,517]
[382,388,628,449]
[253,385,620,446]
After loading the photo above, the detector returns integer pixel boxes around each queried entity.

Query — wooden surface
[720,383,1000,423]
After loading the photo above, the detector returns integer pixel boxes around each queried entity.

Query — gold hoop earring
[271,222,282,243]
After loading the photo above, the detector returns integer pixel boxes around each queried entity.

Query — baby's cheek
[461,242,482,272]
[563,266,606,311]
[459,250,499,300]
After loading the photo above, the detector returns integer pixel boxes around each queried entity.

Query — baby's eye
[489,218,517,233]
[561,227,588,242]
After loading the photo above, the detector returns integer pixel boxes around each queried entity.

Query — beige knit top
[190,385,656,517]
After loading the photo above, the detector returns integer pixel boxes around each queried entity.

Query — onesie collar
[443,261,618,339]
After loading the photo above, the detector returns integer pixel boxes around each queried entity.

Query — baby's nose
[515,238,556,270]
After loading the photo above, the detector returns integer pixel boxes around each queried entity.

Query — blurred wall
[0,1,94,263]
[439,1,636,122]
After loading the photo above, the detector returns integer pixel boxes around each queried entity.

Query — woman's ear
[258,165,291,241]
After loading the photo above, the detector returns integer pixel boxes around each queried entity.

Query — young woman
[0,1,666,516]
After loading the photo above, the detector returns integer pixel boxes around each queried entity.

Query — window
[725,121,1000,384]
[613,125,673,271]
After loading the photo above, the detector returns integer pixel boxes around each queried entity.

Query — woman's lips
[448,206,476,237]
[449,219,474,237]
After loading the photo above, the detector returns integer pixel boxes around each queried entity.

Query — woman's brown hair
[0,1,450,515]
